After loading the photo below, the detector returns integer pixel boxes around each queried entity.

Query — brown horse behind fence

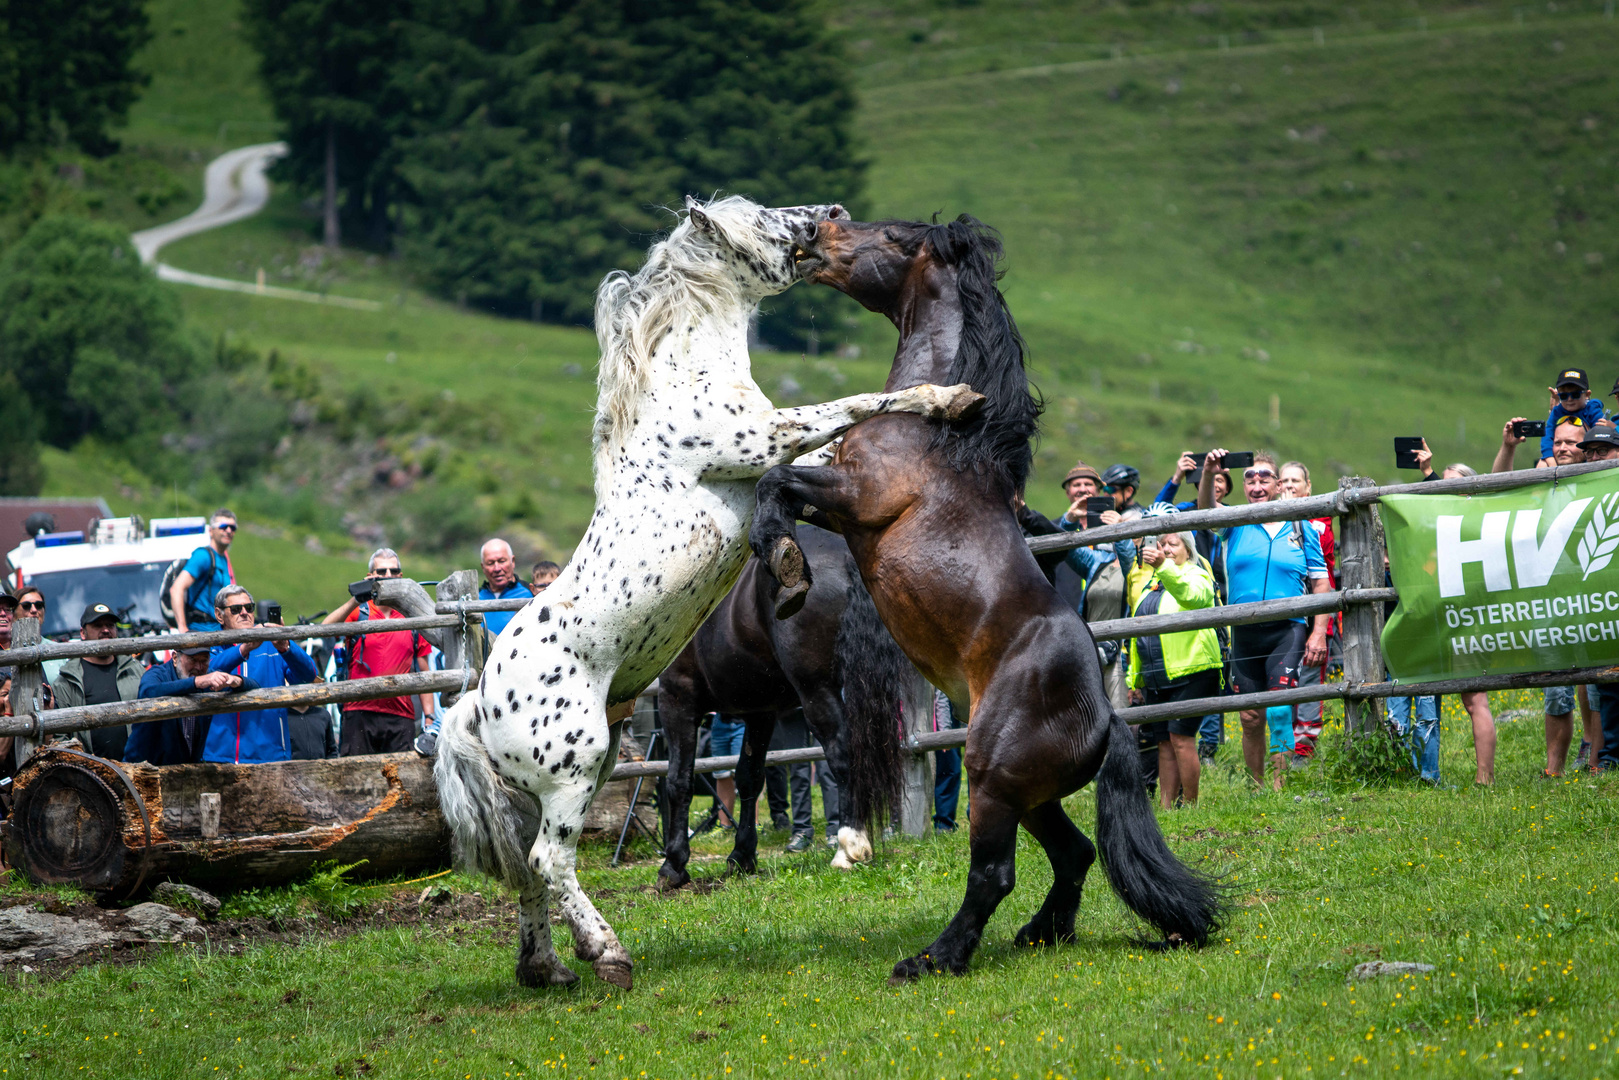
[749,215,1225,982]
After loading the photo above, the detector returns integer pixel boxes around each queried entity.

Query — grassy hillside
[32,0,1619,574]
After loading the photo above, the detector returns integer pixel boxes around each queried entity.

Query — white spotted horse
[433,195,984,991]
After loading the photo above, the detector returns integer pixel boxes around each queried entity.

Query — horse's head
[682,195,848,299]
[790,217,935,314]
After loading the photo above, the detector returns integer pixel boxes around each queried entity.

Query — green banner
[1381,468,1619,682]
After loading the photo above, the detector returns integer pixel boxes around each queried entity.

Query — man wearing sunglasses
[1199,449,1331,789]
[202,585,317,763]
[169,508,238,633]
[1536,368,1606,467]
[322,547,434,756]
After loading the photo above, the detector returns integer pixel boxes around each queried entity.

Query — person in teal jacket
[1127,522,1223,808]
[203,586,317,764]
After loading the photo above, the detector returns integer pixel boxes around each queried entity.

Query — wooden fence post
[896,670,937,837]
[435,570,481,707]
[1336,476,1387,740]
[10,616,43,763]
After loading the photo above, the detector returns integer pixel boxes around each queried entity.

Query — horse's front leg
[755,384,983,464]
[750,463,861,619]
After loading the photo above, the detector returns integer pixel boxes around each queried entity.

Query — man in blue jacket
[127,647,256,766]
[478,538,533,637]
[203,586,317,764]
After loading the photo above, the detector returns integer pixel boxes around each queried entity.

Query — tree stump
[0,747,449,898]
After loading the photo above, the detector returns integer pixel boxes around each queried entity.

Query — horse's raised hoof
[773,580,809,621]
[656,865,691,892]
[940,385,987,422]
[516,957,579,988]
[594,958,634,990]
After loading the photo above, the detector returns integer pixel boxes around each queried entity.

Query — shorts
[709,714,746,779]
[1140,667,1223,742]
[1266,705,1296,755]
[1544,685,1575,716]
[1231,620,1308,696]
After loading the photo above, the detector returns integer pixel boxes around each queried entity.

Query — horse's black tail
[1094,711,1226,945]
[833,561,910,834]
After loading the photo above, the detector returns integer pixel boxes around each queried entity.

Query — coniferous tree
[0,0,151,155]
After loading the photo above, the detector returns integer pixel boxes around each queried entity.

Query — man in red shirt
[322,548,435,755]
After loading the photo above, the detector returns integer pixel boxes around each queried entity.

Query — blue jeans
[709,714,746,779]
[1198,713,1223,751]
[1388,696,1441,782]
[1596,685,1619,771]
[933,691,963,831]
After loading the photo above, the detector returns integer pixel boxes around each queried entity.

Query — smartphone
[1223,451,1256,469]
[348,579,378,603]
[1512,419,1546,439]
[1085,496,1113,528]
[258,601,283,625]
[1394,436,1425,470]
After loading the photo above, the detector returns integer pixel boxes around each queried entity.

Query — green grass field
[6,691,1617,1077]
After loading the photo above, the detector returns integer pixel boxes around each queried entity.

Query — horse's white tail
[433,693,533,888]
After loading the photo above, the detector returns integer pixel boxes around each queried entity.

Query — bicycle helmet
[1144,501,1180,517]
[1100,463,1140,490]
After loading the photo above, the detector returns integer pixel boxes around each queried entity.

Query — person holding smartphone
[1198,449,1332,789]
[203,585,317,764]
[1055,460,1139,710]
[323,547,436,756]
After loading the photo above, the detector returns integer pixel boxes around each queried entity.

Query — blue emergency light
[34,531,86,548]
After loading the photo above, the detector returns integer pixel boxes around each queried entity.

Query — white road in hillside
[132,141,382,312]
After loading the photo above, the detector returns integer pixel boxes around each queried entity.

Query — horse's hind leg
[516,875,578,987]
[726,713,779,874]
[656,682,701,891]
[890,792,1021,984]
[531,783,634,990]
[1013,800,1096,948]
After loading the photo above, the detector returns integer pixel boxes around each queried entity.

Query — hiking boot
[1573,740,1591,772]
[771,813,791,832]
[413,730,438,757]
[784,830,814,853]
[1198,744,1217,766]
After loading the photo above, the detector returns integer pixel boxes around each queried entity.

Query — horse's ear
[685,196,715,236]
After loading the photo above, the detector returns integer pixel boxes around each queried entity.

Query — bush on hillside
[0,216,198,449]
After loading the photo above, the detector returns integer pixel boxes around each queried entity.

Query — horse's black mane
[884,214,1043,489]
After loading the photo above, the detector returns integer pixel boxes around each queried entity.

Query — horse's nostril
[806,221,820,242]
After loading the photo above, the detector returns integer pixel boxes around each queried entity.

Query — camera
[257,600,283,625]
[1512,420,1546,439]
[348,579,378,603]
[1085,496,1113,528]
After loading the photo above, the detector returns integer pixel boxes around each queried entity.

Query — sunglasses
[371,567,403,577]
[1244,469,1277,481]
[214,522,238,533]
[223,603,255,615]
[1102,484,1120,494]
[17,600,45,612]
[1557,389,1587,401]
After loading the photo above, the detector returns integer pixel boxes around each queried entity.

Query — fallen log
[0,747,450,898]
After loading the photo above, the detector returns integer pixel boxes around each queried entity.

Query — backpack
[159,549,227,628]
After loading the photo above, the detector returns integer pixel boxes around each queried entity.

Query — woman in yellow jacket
[1128,523,1223,808]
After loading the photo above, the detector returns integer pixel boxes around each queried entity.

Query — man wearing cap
[1054,459,1139,710]
[0,588,15,651]
[127,648,255,766]
[1578,427,1619,463]
[50,604,145,760]
[1537,368,1606,467]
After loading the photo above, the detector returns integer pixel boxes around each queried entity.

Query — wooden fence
[3,461,1616,840]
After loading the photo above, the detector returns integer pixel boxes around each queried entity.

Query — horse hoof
[656,867,691,892]
[517,959,579,988]
[725,856,758,876]
[594,958,634,990]
[888,953,934,985]
[769,536,806,588]
[773,580,809,620]
[942,386,987,421]
[1014,922,1049,948]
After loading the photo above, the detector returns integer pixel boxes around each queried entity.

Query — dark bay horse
[656,524,911,890]
[750,215,1224,982]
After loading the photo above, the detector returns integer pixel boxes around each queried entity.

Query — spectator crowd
[3,365,1618,849]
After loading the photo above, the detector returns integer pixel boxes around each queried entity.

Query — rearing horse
[433,196,983,992]
[750,215,1225,982]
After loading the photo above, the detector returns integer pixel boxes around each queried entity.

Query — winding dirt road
[132,142,382,312]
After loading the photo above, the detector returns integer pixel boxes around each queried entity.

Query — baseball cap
[1061,460,1102,489]
[178,646,211,657]
[1554,367,1589,390]
[0,589,16,611]
[79,602,117,627]
[1578,429,1619,452]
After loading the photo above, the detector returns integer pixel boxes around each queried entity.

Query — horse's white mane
[592,195,778,489]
